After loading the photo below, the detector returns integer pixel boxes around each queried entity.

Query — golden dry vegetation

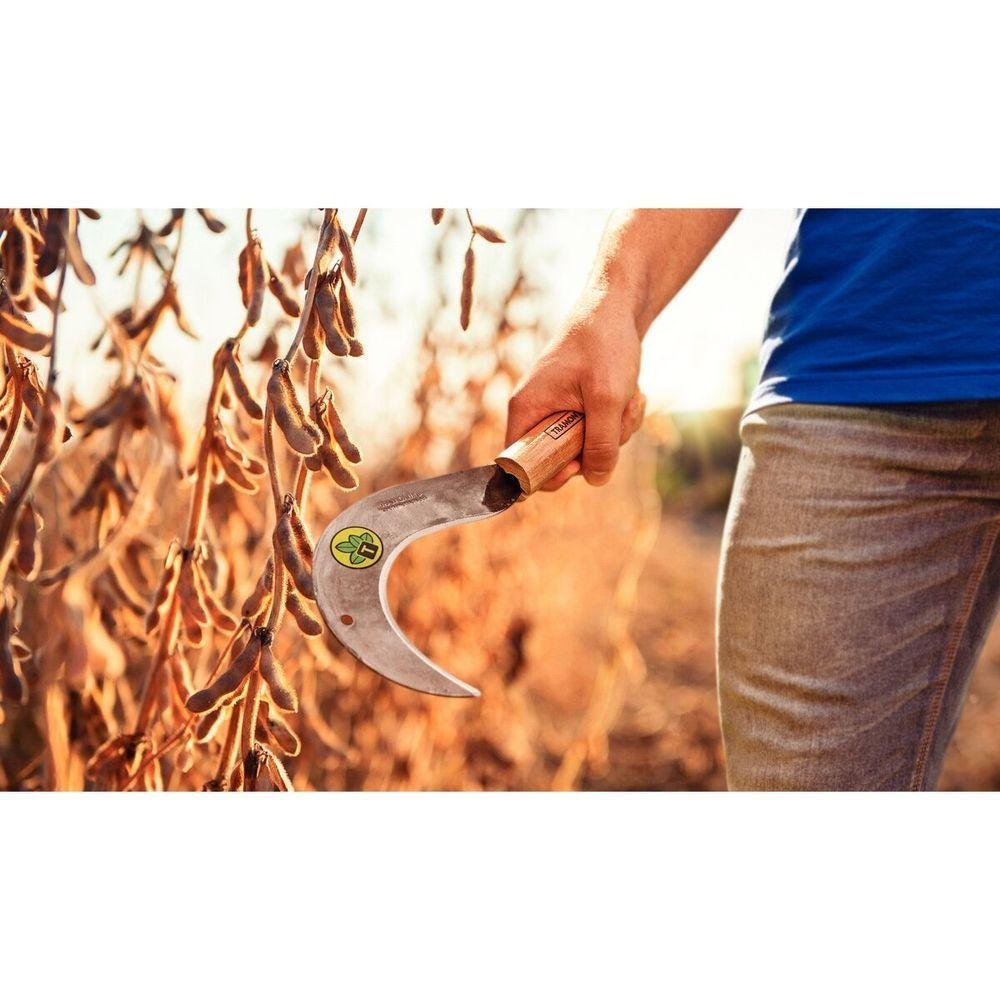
[2,208,998,792]
[0,207,667,791]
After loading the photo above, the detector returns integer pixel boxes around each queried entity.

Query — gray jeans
[717,402,1000,790]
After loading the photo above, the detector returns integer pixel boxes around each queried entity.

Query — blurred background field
[2,208,999,790]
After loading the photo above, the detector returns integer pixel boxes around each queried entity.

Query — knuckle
[586,388,618,409]
[584,441,619,469]
[586,382,627,410]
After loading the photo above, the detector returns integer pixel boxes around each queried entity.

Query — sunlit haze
[54,209,794,434]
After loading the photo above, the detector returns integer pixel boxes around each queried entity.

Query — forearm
[586,209,739,336]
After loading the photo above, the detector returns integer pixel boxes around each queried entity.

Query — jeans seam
[908,522,1000,790]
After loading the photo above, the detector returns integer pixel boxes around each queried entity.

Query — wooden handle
[495,411,585,495]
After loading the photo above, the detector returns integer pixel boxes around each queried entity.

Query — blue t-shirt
[747,209,1000,414]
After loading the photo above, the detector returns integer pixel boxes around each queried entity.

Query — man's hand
[505,209,738,491]
[506,289,646,491]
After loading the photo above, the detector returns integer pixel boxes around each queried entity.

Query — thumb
[581,387,626,486]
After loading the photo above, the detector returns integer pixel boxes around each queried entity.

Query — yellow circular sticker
[331,526,384,569]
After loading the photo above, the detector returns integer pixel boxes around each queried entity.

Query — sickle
[312,411,585,696]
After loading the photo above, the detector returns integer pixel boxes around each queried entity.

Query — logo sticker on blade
[331,526,384,569]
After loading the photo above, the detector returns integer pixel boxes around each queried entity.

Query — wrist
[585,259,651,339]
[573,276,646,347]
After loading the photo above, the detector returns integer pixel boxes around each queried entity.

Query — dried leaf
[0,311,50,353]
[473,223,506,244]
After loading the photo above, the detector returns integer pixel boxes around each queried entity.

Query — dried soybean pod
[324,320,349,357]
[212,442,259,494]
[168,651,195,702]
[192,560,238,632]
[36,392,65,464]
[226,352,264,421]
[186,635,261,713]
[181,603,206,649]
[473,223,506,244]
[264,751,294,791]
[242,454,265,477]
[285,498,315,566]
[0,399,24,445]
[214,420,263,472]
[194,705,225,743]
[241,558,274,619]
[106,560,148,617]
[320,445,359,490]
[314,277,348,357]
[247,240,268,327]
[64,210,96,286]
[338,281,357,341]
[431,208,444,225]
[146,548,182,633]
[259,644,298,712]
[316,215,340,273]
[35,211,63,278]
[0,311,50,353]
[302,306,323,361]
[108,551,146,618]
[238,244,251,306]
[0,605,27,706]
[267,360,321,456]
[178,559,208,625]
[320,390,361,463]
[267,262,301,317]
[286,590,322,636]
[264,710,301,757]
[3,224,28,296]
[14,504,40,579]
[460,244,475,331]
[335,217,357,283]
[275,515,314,600]
[157,209,185,237]
[20,364,45,425]
[197,208,226,233]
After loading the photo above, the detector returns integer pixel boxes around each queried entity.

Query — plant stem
[282,209,335,364]
[0,346,23,475]
[165,211,186,285]
[0,248,68,579]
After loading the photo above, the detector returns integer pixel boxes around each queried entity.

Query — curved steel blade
[313,465,522,697]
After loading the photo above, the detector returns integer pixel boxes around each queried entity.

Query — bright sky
[53,209,795,434]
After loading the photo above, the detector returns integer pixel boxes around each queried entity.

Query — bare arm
[506,208,739,489]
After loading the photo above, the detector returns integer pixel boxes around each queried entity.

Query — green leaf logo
[330,526,384,569]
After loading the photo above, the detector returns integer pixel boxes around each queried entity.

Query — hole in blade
[340,614,354,626]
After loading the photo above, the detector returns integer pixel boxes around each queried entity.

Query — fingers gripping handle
[495,411,585,495]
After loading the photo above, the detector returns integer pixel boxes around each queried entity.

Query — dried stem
[132,341,235,735]
[0,346,23,474]
[0,248,68,579]
[244,208,368,766]
[165,211,186,285]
